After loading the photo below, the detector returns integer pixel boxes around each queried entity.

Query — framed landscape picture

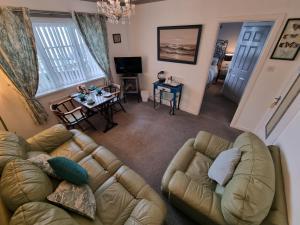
[271,18,300,60]
[157,25,202,64]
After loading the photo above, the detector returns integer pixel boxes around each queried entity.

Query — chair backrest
[50,98,79,125]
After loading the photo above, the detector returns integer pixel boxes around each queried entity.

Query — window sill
[36,76,106,99]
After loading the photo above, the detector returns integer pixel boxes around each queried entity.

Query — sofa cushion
[0,131,29,173]
[10,202,79,225]
[47,181,96,220]
[208,147,241,186]
[94,166,166,225]
[27,124,73,153]
[0,159,53,211]
[48,157,88,185]
[221,132,275,225]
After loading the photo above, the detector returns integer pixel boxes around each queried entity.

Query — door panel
[222,22,273,103]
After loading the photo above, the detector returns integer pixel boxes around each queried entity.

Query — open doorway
[201,21,274,125]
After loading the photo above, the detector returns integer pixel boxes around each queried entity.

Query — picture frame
[271,18,300,60]
[113,33,121,44]
[157,25,202,65]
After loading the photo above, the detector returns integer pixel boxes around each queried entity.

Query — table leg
[103,102,118,133]
[178,89,182,110]
[153,86,156,108]
[172,93,176,115]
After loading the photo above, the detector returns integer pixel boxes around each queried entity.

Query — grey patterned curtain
[74,12,112,81]
[0,7,48,124]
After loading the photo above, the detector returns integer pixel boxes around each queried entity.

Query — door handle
[270,96,281,108]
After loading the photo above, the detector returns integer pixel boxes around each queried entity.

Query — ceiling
[81,0,165,4]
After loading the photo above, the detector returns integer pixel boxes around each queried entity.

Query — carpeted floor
[86,87,241,225]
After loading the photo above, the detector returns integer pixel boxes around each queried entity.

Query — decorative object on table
[77,85,89,94]
[87,94,96,105]
[50,97,96,130]
[47,181,96,220]
[271,18,300,60]
[96,87,103,95]
[113,33,122,43]
[47,157,89,186]
[0,116,8,131]
[157,25,202,65]
[79,93,87,102]
[157,71,166,83]
[153,81,183,115]
[88,85,97,91]
[97,0,135,24]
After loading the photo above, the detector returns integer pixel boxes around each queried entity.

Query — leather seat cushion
[27,124,74,152]
[221,132,275,225]
[50,130,97,162]
[10,202,79,225]
[94,166,166,225]
[0,159,53,211]
[0,131,29,173]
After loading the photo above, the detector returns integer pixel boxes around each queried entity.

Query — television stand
[120,74,141,102]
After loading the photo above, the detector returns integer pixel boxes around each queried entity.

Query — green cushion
[0,131,29,173]
[221,132,275,225]
[0,159,53,211]
[48,157,88,185]
[10,202,79,225]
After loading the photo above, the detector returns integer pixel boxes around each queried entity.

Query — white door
[222,22,273,103]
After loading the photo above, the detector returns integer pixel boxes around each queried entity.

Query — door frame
[201,13,286,131]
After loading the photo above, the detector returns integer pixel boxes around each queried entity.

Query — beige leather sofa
[162,131,288,225]
[0,124,166,225]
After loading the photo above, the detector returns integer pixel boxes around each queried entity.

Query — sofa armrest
[27,124,73,153]
[161,138,196,193]
[193,131,232,159]
[168,171,227,225]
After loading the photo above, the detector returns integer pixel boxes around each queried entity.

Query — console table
[153,81,183,115]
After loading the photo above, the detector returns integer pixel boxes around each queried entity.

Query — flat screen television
[114,57,142,74]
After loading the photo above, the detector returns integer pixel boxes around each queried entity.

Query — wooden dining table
[71,90,118,133]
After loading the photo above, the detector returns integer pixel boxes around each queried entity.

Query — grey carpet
[86,88,241,225]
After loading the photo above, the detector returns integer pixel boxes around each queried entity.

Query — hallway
[200,82,238,126]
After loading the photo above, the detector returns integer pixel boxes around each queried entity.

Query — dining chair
[103,83,126,113]
[50,97,96,130]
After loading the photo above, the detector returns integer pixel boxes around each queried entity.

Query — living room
[0,0,299,225]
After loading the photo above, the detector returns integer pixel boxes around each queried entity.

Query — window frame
[31,17,105,97]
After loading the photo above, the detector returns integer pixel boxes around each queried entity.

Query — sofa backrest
[221,132,275,225]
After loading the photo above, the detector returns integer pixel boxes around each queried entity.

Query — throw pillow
[48,157,88,185]
[28,154,59,178]
[47,181,96,220]
[208,148,241,186]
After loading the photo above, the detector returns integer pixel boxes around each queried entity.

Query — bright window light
[32,18,105,96]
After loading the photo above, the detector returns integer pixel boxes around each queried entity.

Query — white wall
[0,0,130,138]
[274,109,300,225]
[217,22,243,53]
[128,0,300,129]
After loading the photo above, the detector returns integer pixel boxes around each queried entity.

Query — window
[32,18,105,96]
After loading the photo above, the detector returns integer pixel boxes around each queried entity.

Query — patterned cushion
[47,181,96,220]
[48,157,89,185]
[28,154,59,178]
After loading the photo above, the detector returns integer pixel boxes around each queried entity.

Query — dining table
[71,89,118,133]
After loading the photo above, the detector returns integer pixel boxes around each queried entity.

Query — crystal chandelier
[97,0,136,24]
